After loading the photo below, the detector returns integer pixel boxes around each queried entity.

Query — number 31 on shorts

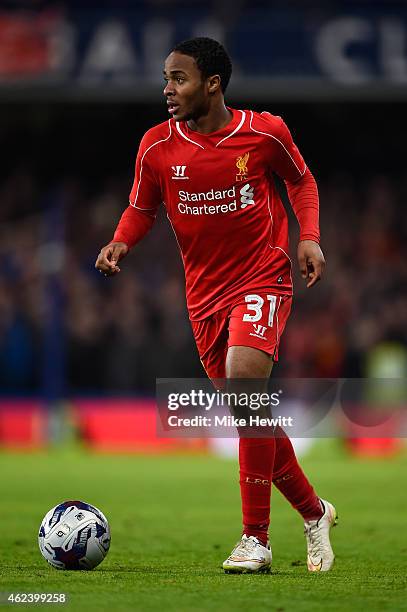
[242,294,277,327]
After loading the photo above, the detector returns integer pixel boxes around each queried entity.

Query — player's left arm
[266,115,325,288]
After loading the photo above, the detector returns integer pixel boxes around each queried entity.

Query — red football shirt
[123,108,319,321]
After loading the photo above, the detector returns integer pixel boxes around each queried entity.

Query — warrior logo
[172,165,189,180]
[251,324,267,339]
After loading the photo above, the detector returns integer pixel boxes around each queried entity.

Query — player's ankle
[243,530,268,547]
[302,498,324,522]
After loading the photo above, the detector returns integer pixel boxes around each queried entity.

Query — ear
[207,74,221,94]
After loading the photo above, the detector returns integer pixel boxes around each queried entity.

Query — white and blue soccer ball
[38,500,111,570]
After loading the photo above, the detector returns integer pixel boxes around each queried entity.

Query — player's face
[163,52,209,122]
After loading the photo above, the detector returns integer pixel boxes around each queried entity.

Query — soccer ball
[38,500,110,570]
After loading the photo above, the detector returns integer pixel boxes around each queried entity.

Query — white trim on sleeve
[130,120,172,207]
[249,111,306,178]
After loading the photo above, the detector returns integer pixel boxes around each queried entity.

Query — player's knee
[227,364,254,378]
[227,358,271,379]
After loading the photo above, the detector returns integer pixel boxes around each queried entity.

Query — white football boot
[223,534,272,574]
[304,498,338,572]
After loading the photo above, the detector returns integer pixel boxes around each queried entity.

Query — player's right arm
[95,130,162,276]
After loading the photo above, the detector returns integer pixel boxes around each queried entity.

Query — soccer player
[95,37,337,574]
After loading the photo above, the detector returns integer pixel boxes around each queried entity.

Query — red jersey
[119,108,319,321]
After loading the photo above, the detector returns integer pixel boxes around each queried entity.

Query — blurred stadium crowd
[1,162,406,395]
[1,3,406,397]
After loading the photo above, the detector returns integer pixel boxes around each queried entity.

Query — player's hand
[297,240,325,288]
[95,242,129,277]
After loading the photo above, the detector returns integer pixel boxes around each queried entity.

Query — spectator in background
[0,170,405,393]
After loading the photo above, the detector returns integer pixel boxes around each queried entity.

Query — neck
[187,100,232,134]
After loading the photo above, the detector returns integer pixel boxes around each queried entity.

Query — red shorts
[191,292,292,379]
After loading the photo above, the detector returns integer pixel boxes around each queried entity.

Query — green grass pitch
[0,440,406,611]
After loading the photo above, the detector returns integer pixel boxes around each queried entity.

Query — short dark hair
[172,37,232,93]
